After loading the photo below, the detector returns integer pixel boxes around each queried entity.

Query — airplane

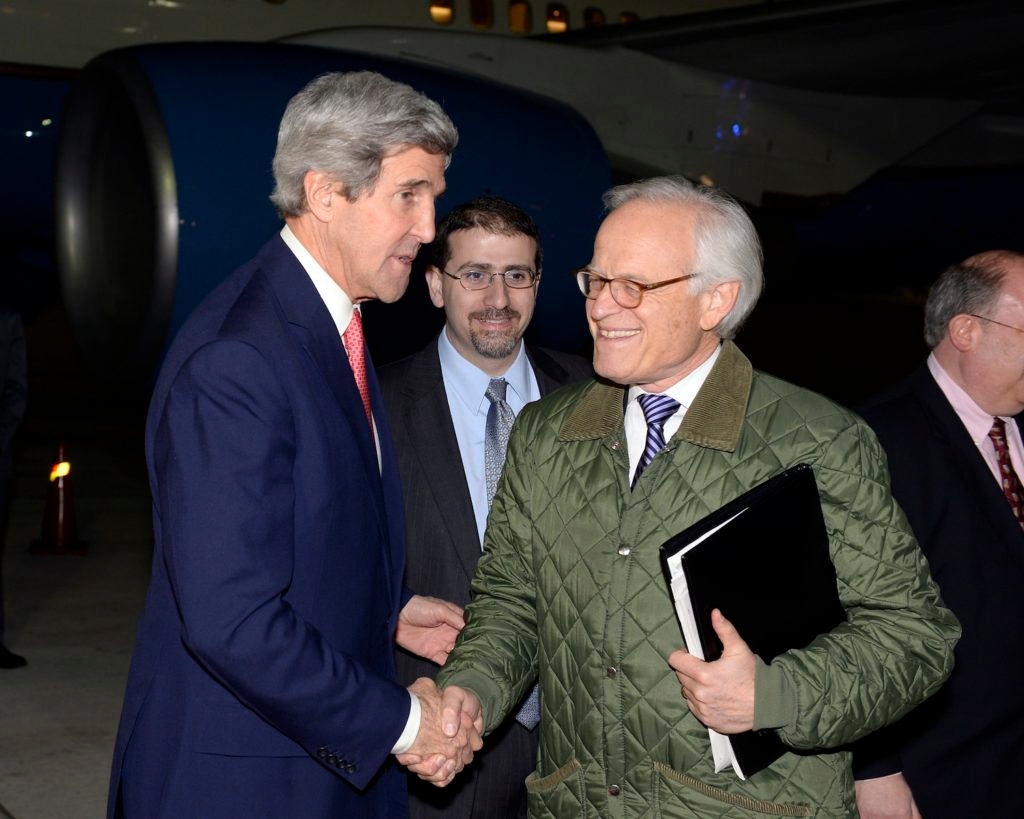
[6,1,740,380]
[0,0,759,68]
[1,0,1020,402]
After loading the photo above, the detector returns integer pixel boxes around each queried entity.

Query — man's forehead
[449,227,536,255]
[593,201,696,262]
[381,146,446,188]
[601,198,695,229]
[991,260,1024,306]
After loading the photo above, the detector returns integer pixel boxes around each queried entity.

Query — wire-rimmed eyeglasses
[969,314,1024,334]
[442,268,540,291]
[575,267,698,309]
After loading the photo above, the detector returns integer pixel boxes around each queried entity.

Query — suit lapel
[913,366,1024,569]
[257,237,392,550]
[366,355,405,605]
[401,342,584,584]
[258,238,377,457]
[529,346,567,396]
[400,344,481,584]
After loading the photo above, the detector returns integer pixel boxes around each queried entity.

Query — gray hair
[270,71,458,217]
[602,176,763,339]
[923,252,1017,347]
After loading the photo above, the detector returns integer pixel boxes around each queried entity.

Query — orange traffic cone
[30,441,87,555]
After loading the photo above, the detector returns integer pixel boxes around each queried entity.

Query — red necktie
[342,309,373,432]
[988,418,1024,527]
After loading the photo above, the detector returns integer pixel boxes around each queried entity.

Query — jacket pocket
[188,699,308,758]
[652,760,813,817]
[526,757,587,818]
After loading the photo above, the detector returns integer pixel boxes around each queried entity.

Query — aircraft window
[584,7,606,27]
[508,1,533,33]
[430,0,455,24]
[619,11,640,23]
[470,0,495,28]
[546,3,569,32]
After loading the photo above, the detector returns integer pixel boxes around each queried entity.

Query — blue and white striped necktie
[632,392,680,489]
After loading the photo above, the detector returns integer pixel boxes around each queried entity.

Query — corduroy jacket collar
[559,340,752,453]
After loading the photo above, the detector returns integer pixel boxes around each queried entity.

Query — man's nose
[588,281,619,319]
[483,275,511,307]
[414,201,437,244]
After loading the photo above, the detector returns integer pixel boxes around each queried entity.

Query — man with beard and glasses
[379,196,592,819]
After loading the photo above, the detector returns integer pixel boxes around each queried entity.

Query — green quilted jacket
[438,342,959,818]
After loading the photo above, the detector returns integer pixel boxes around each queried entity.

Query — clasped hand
[396,679,484,788]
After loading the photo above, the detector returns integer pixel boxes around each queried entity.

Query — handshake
[397,678,485,788]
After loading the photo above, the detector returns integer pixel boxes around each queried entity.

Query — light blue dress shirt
[437,329,541,544]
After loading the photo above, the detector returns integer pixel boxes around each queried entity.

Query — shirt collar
[437,328,531,414]
[626,343,722,409]
[280,224,356,336]
[927,352,1010,442]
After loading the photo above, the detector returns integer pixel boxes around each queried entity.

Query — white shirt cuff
[391,691,421,754]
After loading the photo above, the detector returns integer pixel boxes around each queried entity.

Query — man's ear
[699,280,741,332]
[425,266,445,309]
[948,314,977,352]
[303,170,338,222]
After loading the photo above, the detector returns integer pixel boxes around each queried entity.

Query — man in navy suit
[108,71,482,819]
[380,197,592,819]
[854,250,1024,819]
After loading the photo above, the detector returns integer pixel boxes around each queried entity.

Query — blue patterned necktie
[632,393,681,489]
[483,377,540,729]
[484,378,516,508]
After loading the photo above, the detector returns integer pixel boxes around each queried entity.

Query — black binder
[660,463,846,779]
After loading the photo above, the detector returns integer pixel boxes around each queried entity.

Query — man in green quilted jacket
[428,176,959,818]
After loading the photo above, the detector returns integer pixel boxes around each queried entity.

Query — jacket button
[606,666,618,678]
[317,747,328,759]
[608,784,621,796]
[617,544,631,556]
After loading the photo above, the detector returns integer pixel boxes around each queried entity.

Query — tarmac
[0,303,153,819]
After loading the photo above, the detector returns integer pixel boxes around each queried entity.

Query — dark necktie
[483,377,540,729]
[632,393,681,489]
[342,310,372,433]
[988,418,1024,527]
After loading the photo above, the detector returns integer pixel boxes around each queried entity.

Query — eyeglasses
[575,267,698,308]
[442,268,539,290]
[969,314,1024,335]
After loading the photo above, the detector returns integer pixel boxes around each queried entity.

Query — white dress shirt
[625,344,722,483]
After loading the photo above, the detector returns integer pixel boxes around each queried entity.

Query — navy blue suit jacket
[109,235,412,818]
[853,363,1024,817]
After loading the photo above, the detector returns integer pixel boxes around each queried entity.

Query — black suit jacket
[379,338,591,819]
[853,363,1024,817]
